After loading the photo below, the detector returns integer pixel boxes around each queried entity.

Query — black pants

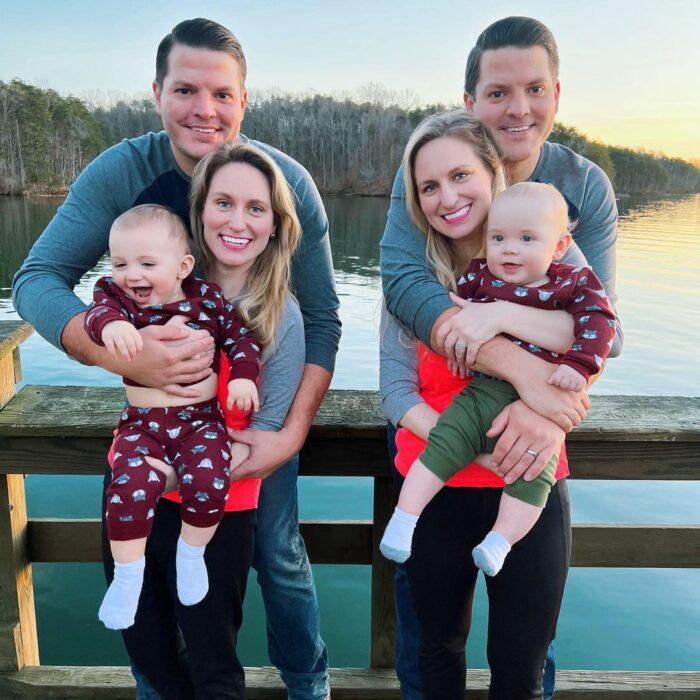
[102,472,256,699]
[405,481,571,700]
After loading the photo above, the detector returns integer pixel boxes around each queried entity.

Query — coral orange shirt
[394,346,569,486]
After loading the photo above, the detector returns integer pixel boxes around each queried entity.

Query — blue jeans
[252,455,329,700]
[388,422,558,699]
[132,456,329,700]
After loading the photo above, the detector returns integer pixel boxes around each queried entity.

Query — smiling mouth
[128,286,153,303]
[502,124,534,134]
[442,204,471,223]
[221,234,252,248]
[189,126,220,134]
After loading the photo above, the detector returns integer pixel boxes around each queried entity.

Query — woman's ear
[178,254,196,279]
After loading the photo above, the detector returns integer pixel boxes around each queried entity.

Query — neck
[210,262,247,300]
[505,148,542,184]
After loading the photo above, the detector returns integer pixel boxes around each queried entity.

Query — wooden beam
[0,665,699,699]
[26,519,700,569]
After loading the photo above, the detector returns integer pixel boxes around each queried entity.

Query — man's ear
[553,232,572,261]
[179,254,196,279]
[152,80,162,115]
[464,91,476,114]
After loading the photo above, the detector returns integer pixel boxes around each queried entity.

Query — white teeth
[192,127,216,133]
[444,205,470,221]
[506,125,530,133]
[221,235,250,246]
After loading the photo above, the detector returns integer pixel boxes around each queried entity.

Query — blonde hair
[403,109,506,290]
[111,203,190,253]
[490,181,570,233]
[190,144,301,348]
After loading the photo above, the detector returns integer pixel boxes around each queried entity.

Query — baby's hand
[229,441,250,473]
[548,364,586,391]
[226,378,260,413]
[102,320,143,361]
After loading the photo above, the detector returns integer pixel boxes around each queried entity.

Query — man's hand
[226,427,302,481]
[486,400,565,484]
[62,312,216,398]
[513,359,590,431]
[102,320,143,361]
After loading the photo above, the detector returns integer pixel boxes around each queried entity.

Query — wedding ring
[525,448,539,458]
[455,340,467,352]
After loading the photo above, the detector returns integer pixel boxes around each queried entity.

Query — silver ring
[525,448,539,458]
[455,340,467,352]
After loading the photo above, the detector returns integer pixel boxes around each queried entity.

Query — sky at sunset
[3,0,698,160]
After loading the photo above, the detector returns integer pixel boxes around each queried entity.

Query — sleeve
[379,302,423,427]
[379,166,453,347]
[560,267,617,379]
[83,277,131,345]
[456,259,485,299]
[222,301,261,383]
[248,297,305,432]
[11,148,131,351]
[288,165,341,374]
[565,164,623,356]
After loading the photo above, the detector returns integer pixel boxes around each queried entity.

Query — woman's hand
[486,400,566,483]
[436,296,508,371]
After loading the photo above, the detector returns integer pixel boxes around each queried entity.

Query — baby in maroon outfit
[85,204,259,629]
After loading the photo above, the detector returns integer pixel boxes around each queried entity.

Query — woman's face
[414,135,494,247]
[202,161,276,277]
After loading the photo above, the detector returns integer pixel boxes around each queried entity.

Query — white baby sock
[472,531,512,577]
[380,507,419,563]
[176,537,209,606]
[98,556,146,630]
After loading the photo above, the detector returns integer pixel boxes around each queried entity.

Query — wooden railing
[0,320,698,698]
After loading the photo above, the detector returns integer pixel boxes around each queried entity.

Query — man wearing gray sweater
[380,16,621,700]
[13,18,338,700]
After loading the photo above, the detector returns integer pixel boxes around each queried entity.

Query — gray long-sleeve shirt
[12,131,341,374]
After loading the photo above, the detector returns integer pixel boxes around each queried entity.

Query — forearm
[470,336,545,387]
[61,312,119,368]
[398,402,440,442]
[283,363,332,447]
[496,303,574,354]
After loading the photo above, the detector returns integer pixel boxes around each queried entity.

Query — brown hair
[464,16,559,97]
[155,18,247,88]
[111,203,190,252]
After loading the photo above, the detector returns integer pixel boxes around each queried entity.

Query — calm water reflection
[1,193,698,670]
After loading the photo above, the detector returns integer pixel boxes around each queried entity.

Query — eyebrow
[482,77,550,90]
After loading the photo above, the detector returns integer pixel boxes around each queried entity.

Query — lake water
[1,193,699,672]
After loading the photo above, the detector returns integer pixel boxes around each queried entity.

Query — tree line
[2,79,699,196]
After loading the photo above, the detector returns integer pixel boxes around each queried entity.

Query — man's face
[464,46,560,181]
[153,43,248,175]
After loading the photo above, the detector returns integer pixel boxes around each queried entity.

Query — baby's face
[485,195,566,286]
[109,222,190,308]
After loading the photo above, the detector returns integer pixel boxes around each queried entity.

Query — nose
[439,184,460,210]
[506,91,529,119]
[193,91,216,119]
[125,266,143,282]
[228,208,246,232]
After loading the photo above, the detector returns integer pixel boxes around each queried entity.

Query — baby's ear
[553,232,573,261]
[179,254,196,279]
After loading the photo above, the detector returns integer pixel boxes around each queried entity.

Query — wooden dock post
[0,322,38,672]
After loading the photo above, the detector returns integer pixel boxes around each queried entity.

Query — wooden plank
[0,665,698,699]
[26,519,700,569]
[370,476,396,668]
[1,387,699,441]
[571,524,700,568]
[0,323,32,410]
[0,323,33,356]
[0,476,39,671]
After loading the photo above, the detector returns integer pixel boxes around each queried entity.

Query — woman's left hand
[437,295,505,369]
